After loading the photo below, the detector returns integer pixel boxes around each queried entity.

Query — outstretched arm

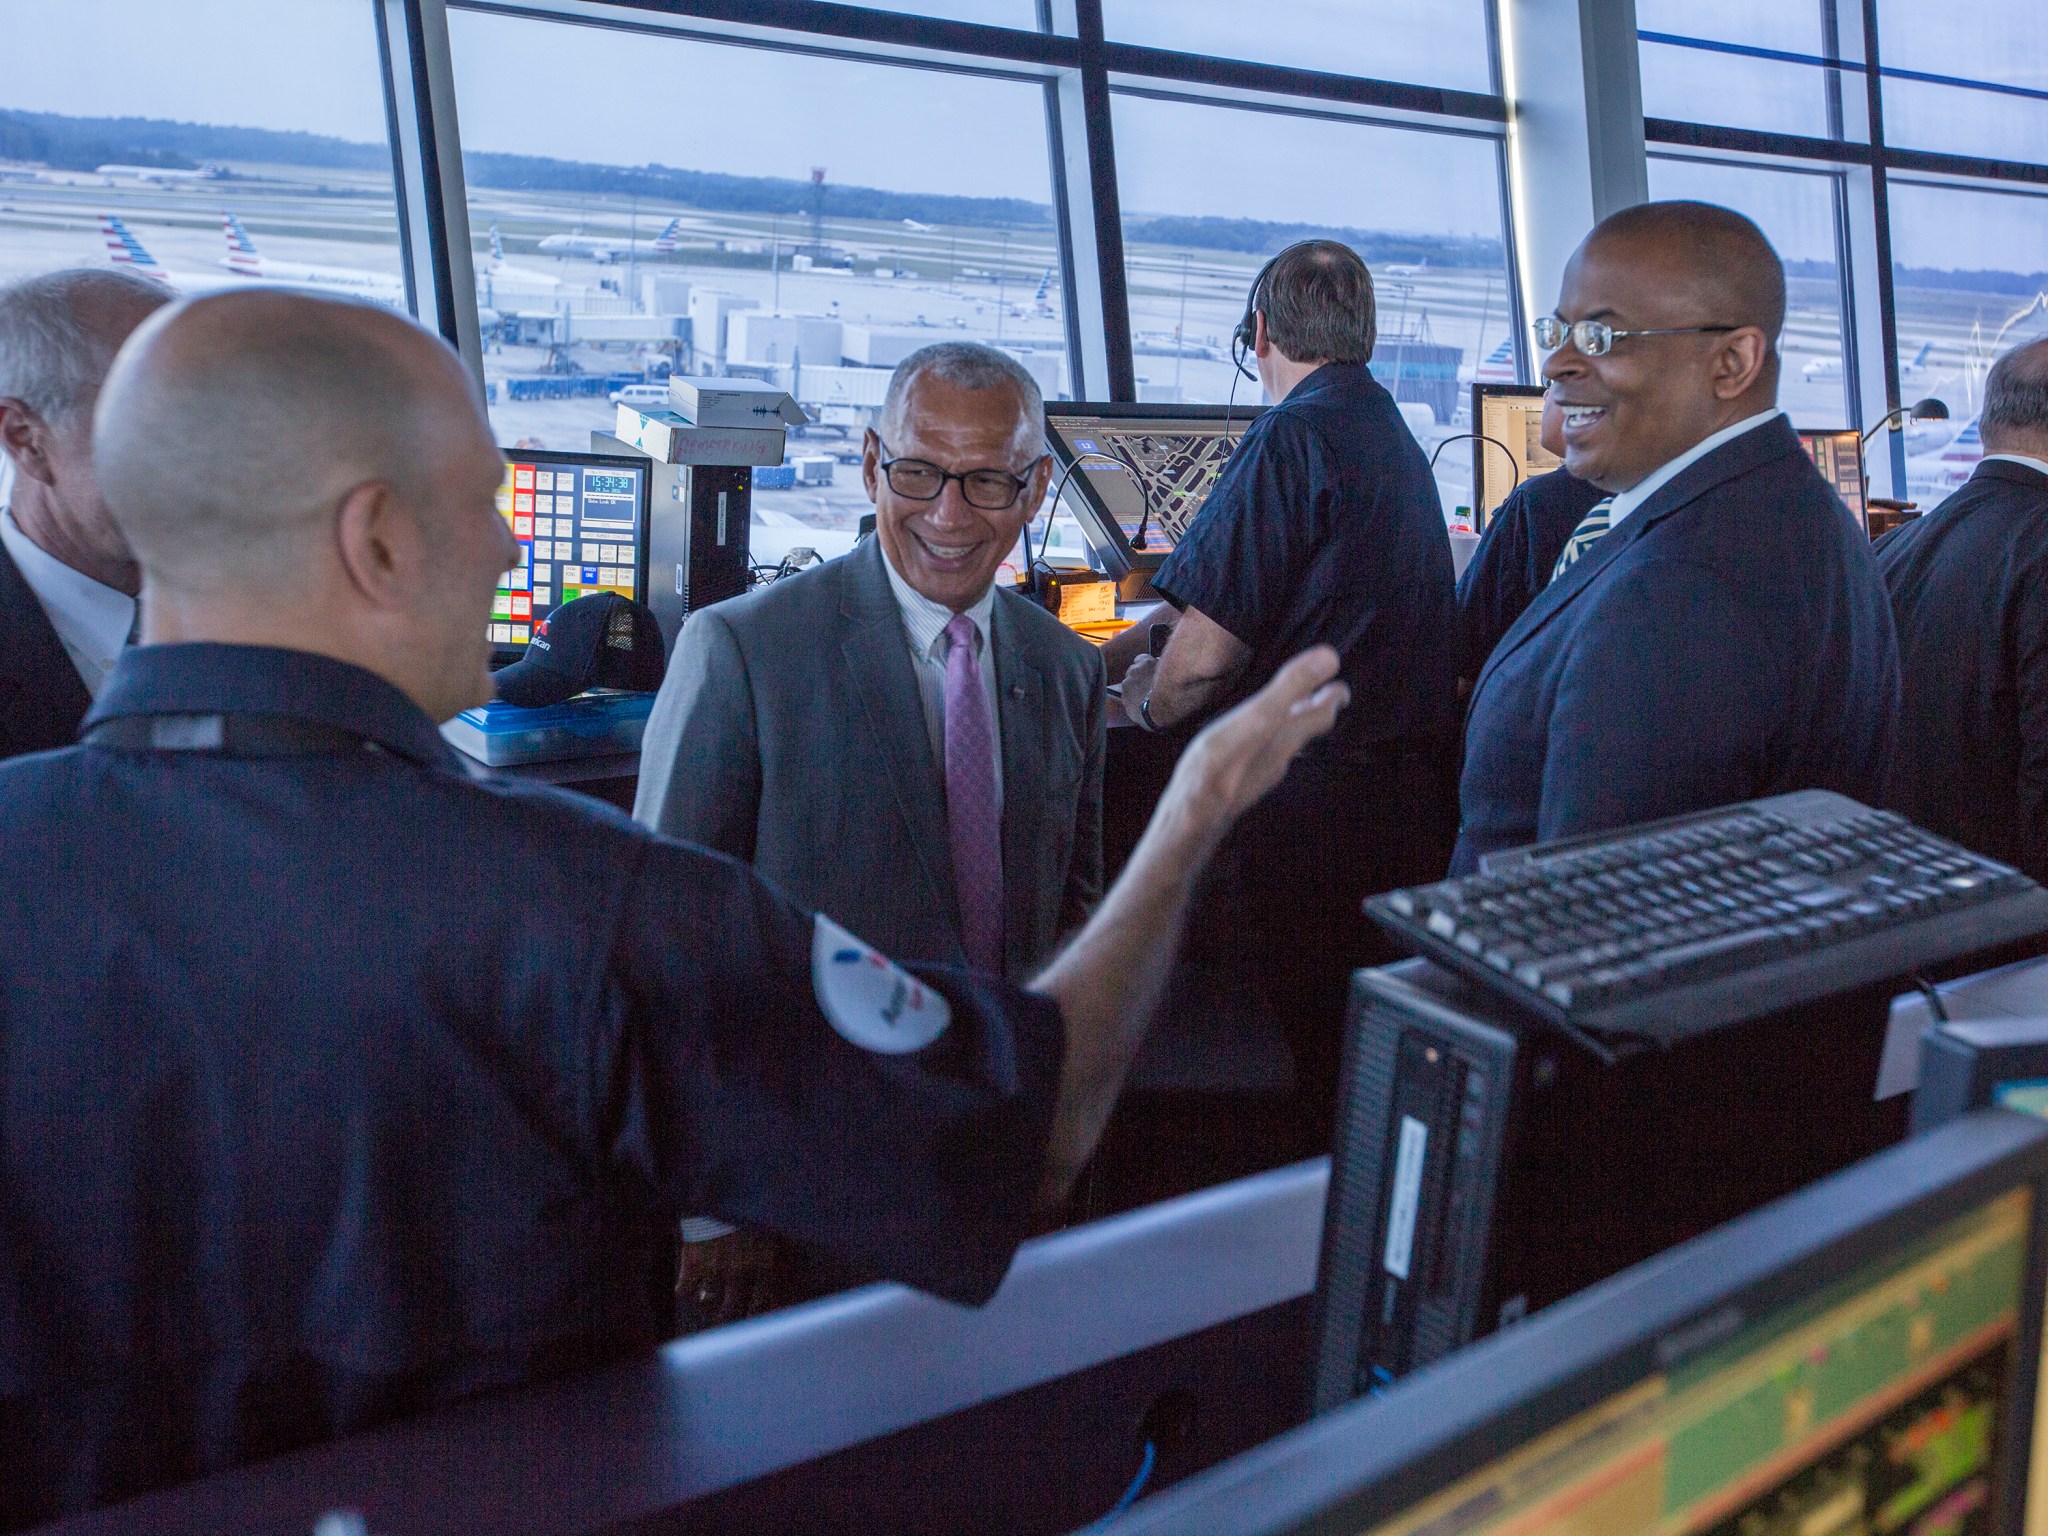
[1029,645,1348,1205]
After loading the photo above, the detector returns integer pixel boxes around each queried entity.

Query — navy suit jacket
[1875,458,2048,881]
[0,539,91,762]
[1455,415,1900,873]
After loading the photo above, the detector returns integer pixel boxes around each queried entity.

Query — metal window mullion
[382,0,484,392]
[1858,0,1905,493]
[1068,0,1133,400]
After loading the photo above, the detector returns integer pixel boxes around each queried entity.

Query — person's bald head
[96,290,516,720]
[1543,201,1784,492]
[1982,337,2048,461]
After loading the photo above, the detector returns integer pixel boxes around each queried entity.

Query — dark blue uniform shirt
[1455,468,1606,683]
[0,643,1064,1527]
[1151,362,1457,761]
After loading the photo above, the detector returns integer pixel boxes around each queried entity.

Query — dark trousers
[1179,745,1458,1156]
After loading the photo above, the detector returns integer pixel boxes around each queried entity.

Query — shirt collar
[880,546,997,659]
[1606,408,1786,529]
[86,642,461,768]
[0,503,137,691]
[1982,453,2048,482]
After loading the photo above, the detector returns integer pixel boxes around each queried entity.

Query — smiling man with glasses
[1453,201,1899,872]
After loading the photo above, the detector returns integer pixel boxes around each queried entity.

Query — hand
[1121,652,1158,727]
[677,1228,793,1330]
[1161,645,1347,835]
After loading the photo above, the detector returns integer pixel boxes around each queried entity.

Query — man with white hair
[0,289,1345,1520]
[638,340,1106,983]
[0,267,169,757]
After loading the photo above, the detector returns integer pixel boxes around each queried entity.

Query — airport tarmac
[3,158,2042,528]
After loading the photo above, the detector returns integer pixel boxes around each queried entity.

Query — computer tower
[592,432,752,653]
[1309,958,1906,1412]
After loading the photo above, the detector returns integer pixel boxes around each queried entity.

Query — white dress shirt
[882,550,1004,814]
[1983,453,2048,481]
[0,503,136,698]
[1605,408,1787,531]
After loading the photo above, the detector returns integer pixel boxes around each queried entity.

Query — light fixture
[1861,397,1949,447]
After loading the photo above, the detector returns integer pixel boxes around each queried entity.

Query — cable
[1077,1441,1157,1532]
[1429,432,1522,526]
[1912,972,1950,1024]
[1035,448,1155,603]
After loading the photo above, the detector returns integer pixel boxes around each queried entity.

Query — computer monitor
[1102,1108,2048,1536]
[490,449,653,660]
[1308,959,1905,1407]
[1800,428,1869,529]
[1043,404,1263,600]
[1471,384,1556,527]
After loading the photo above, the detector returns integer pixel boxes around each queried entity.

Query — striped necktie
[1550,498,1618,582]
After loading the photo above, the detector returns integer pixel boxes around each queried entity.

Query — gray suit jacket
[634,537,1107,980]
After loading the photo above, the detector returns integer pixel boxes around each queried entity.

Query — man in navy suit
[1456,202,1898,872]
[1876,338,2048,880]
[0,268,168,760]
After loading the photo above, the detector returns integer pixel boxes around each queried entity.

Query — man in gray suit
[636,341,1105,985]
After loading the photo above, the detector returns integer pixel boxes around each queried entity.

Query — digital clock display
[585,472,637,499]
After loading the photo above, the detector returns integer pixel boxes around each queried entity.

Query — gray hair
[1982,337,2048,446]
[880,341,1044,458]
[0,267,171,421]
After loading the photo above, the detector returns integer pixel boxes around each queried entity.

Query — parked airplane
[1802,340,1934,384]
[98,161,224,185]
[219,212,405,300]
[481,224,564,289]
[901,218,935,232]
[537,216,685,263]
[1468,335,1518,385]
[1385,258,1428,278]
[100,213,229,291]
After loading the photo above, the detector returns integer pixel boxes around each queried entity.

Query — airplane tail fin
[652,216,683,255]
[1034,267,1053,303]
[221,211,262,276]
[101,215,170,282]
[1911,340,1933,368]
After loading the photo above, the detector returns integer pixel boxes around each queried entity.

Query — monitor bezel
[1469,383,1549,528]
[1106,1109,2048,1535]
[491,446,656,666]
[1042,401,1265,585]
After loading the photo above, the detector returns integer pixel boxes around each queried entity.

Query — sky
[0,0,2040,269]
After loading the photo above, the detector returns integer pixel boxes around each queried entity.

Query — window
[1886,179,2048,506]
[1875,1,2048,163]
[1109,94,1514,518]
[0,0,404,301]
[1636,0,1849,139]
[1646,155,1853,429]
[448,7,1069,570]
[1100,1,1495,94]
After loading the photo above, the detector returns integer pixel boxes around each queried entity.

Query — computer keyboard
[1368,791,2048,1045]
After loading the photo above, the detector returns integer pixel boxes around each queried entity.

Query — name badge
[810,914,951,1054]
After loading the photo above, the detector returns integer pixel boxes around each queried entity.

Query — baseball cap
[493,592,666,708]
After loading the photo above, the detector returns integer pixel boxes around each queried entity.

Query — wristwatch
[1139,692,1162,732]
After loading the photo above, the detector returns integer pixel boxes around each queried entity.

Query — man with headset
[1105,239,1458,1149]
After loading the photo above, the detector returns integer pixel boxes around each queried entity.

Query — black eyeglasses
[876,439,1046,511]
[1534,317,1740,357]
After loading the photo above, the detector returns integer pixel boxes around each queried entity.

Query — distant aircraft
[537,216,685,263]
[98,161,223,185]
[901,218,935,232]
[1801,340,1934,384]
[1385,258,1428,278]
[481,223,564,290]
[1032,267,1057,317]
[219,211,404,300]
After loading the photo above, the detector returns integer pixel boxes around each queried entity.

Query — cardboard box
[614,404,785,466]
[666,374,808,428]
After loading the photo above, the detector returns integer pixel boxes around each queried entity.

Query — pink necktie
[943,613,1005,974]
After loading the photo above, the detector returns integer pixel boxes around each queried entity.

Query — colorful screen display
[490,456,647,649]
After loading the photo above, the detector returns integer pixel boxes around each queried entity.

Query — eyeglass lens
[885,459,1024,510]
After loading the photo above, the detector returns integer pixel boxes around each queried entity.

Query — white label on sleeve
[1382,1116,1430,1281]
[810,913,950,1055]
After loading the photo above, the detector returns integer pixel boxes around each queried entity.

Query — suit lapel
[0,539,92,752]
[836,539,960,933]
[1472,416,1807,701]
[990,593,1046,975]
